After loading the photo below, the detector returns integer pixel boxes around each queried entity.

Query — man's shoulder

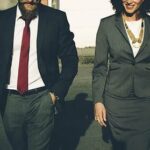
[38,4,66,16]
[0,5,17,15]
[0,5,16,21]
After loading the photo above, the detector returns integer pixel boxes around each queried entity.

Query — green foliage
[77,47,95,57]
[77,47,95,64]
[79,56,94,64]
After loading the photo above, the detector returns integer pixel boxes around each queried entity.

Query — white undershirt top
[7,6,45,90]
[125,19,144,57]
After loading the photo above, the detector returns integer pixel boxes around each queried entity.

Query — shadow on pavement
[51,93,94,150]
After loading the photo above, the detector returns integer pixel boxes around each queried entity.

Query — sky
[58,0,115,47]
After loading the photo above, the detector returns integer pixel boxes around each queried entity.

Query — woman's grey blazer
[92,14,150,103]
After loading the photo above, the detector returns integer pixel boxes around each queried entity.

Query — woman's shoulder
[100,14,117,24]
[100,14,116,27]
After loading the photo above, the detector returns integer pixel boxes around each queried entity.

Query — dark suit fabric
[92,14,150,150]
[0,4,78,100]
[0,4,78,150]
[0,113,12,150]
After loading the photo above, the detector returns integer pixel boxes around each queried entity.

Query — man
[0,0,78,150]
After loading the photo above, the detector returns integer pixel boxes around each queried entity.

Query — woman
[92,0,150,149]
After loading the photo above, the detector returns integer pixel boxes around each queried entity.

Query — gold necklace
[122,16,144,48]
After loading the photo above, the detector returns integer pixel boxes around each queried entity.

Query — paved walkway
[51,64,113,150]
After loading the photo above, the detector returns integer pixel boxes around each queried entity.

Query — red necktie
[17,20,30,94]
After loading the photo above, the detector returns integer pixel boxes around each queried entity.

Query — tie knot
[25,20,31,26]
[19,17,31,26]
[20,15,37,25]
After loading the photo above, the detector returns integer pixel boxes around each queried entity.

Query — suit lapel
[115,15,150,58]
[37,4,47,56]
[115,15,134,57]
[3,6,17,55]
[135,15,150,58]
[115,15,130,45]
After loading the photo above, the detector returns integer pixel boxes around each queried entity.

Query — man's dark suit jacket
[0,4,78,100]
[92,14,150,103]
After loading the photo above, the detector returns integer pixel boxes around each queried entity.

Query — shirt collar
[16,6,22,21]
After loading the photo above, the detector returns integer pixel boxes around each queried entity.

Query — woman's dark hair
[110,0,150,16]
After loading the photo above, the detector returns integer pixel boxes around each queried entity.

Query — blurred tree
[0,0,17,9]
[41,0,60,9]
[52,0,59,9]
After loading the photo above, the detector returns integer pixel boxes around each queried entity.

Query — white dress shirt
[125,19,144,57]
[7,6,45,90]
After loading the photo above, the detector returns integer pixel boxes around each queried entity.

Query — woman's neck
[122,12,141,21]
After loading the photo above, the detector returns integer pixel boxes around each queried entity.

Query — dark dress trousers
[0,113,12,150]
[0,3,78,150]
[92,14,150,150]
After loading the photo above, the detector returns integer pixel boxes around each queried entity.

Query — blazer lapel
[115,15,130,44]
[3,6,17,55]
[135,15,150,57]
[37,4,47,56]
[115,15,134,57]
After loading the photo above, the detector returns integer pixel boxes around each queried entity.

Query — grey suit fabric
[92,14,150,103]
[92,14,150,150]
[3,90,55,150]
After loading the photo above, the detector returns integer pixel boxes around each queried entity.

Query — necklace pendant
[132,42,141,48]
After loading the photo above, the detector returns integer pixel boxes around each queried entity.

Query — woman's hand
[94,102,107,127]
